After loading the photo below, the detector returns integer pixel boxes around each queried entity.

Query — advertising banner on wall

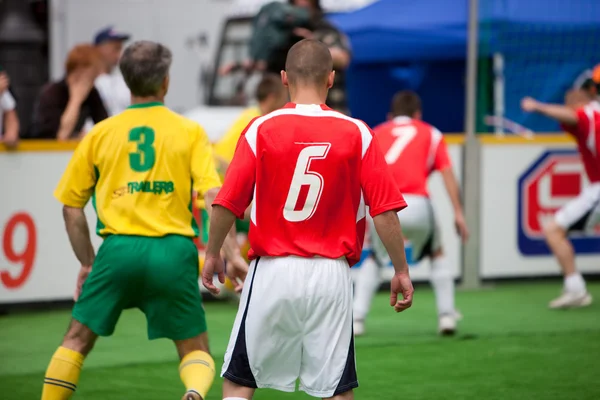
[481,140,600,278]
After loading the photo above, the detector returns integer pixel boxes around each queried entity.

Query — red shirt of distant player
[213,103,407,266]
[373,116,451,197]
[561,101,600,183]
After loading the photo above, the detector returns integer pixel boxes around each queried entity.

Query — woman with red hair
[33,44,108,140]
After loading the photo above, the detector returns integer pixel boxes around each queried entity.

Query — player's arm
[521,97,578,126]
[432,131,469,241]
[361,132,413,312]
[203,127,257,294]
[202,186,241,265]
[0,92,19,148]
[191,125,247,290]
[54,133,97,299]
[62,206,95,267]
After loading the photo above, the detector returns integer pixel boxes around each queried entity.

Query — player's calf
[176,333,215,400]
[62,318,98,355]
[543,221,577,277]
[325,389,355,400]
[42,319,97,400]
[222,377,256,400]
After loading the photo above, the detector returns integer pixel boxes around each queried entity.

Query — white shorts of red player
[555,182,600,232]
[221,256,357,398]
[371,194,442,265]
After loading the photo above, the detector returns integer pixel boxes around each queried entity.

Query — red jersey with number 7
[373,117,452,197]
[213,103,407,266]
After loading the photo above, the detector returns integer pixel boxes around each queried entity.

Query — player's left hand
[521,97,539,113]
[226,255,249,293]
[202,253,225,295]
[74,265,92,301]
[454,212,470,242]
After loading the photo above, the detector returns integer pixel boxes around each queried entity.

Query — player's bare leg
[175,332,216,400]
[41,319,97,399]
[222,377,255,400]
[324,389,354,400]
[430,248,459,335]
[544,221,591,309]
[62,318,98,355]
[352,256,380,336]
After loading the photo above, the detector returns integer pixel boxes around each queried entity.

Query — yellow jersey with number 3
[54,102,221,238]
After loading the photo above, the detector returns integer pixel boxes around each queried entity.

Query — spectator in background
[94,26,132,115]
[32,44,107,140]
[0,70,19,148]
[231,0,351,113]
[290,0,352,114]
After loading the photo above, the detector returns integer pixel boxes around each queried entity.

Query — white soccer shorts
[555,182,600,232]
[371,194,442,265]
[221,256,358,398]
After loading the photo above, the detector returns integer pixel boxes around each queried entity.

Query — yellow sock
[179,350,215,399]
[42,347,84,400]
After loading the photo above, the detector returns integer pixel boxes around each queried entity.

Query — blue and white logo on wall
[517,149,600,256]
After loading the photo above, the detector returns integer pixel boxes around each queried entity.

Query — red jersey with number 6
[561,101,600,183]
[373,116,452,197]
[213,103,407,266]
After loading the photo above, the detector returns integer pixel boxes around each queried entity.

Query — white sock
[352,256,380,321]
[564,273,586,293]
[223,397,248,400]
[430,255,455,316]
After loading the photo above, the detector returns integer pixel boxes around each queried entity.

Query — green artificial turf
[1,282,599,400]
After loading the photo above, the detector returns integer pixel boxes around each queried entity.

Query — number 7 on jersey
[385,126,417,164]
[284,143,331,222]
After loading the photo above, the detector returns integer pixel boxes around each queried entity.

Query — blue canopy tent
[330,0,600,132]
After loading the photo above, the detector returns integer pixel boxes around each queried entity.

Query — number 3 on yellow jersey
[129,127,156,172]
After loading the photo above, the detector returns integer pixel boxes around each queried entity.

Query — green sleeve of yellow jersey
[54,134,97,208]
[191,125,222,196]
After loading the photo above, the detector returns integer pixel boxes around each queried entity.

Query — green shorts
[72,234,205,340]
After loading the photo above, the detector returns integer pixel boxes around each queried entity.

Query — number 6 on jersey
[284,143,331,222]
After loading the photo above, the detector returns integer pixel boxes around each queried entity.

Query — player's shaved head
[285,39,333,86]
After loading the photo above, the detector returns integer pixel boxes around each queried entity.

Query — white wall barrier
[1,136,599,304]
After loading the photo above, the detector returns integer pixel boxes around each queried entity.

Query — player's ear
[162,75,170,95]
[281,70,289,88]
[387,112,393,121]
[327,71,335,89]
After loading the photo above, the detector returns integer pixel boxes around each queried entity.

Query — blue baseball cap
[94,26,131,45]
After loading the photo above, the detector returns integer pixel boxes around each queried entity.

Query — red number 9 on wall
[1,213,37,289]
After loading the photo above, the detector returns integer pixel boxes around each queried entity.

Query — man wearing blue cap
[94,26,131,116]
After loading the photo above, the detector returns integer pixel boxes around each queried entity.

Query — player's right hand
[390,272,414,313]
[454,212,470,243]
[202,253,225,295]
[521,97,539,113]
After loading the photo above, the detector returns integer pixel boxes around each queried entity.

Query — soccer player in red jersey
[353,91,469,336]
[202,39,414,400]
[521,89,600,309]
